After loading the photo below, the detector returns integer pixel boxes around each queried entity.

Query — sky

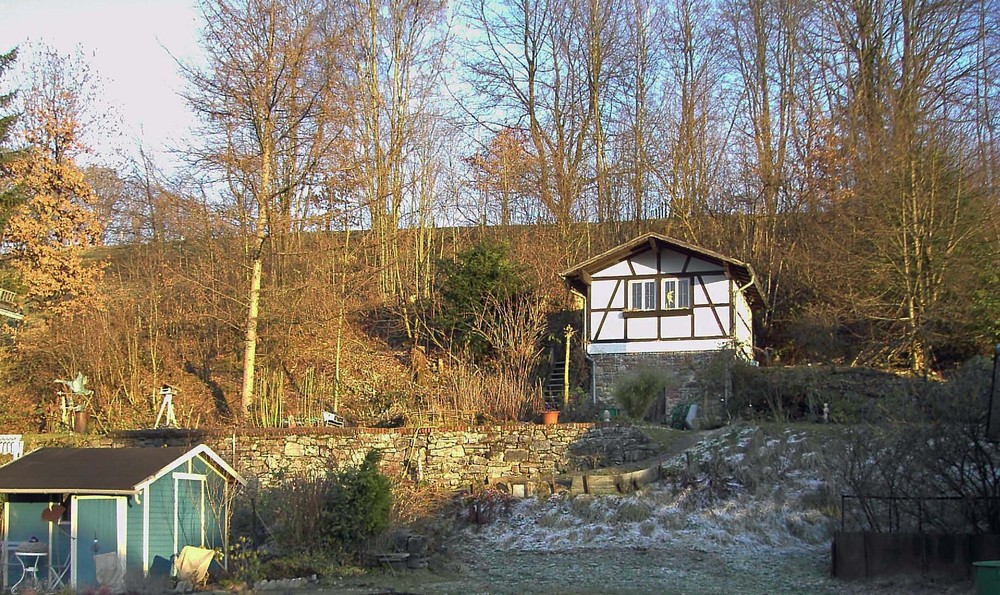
[0,0,204,173]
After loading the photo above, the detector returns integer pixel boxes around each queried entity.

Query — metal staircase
[543,357,565,410]
[0,288,23,322]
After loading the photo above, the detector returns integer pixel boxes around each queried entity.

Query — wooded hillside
[0,0,998,432]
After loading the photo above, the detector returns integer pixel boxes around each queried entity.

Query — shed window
[663,278,691,309]
[629,280,657,311]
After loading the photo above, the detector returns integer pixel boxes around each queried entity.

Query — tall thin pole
[563,325,574,410]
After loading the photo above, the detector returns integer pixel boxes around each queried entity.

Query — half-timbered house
[560,233,765,414]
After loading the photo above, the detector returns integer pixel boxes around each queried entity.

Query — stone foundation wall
[112,424,659,489]
[590,350,732,420]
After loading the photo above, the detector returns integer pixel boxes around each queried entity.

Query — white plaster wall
[591,279,624,309]
[591,311,625,341]
[659,251,686,273]
[593,260,632,277]
[588,338,731,354]
[626,316,658,339]
[694,306,728,336]
[685,255,721,273]
[660,316,691,338]
[694,274,729,305]
[631,250,658,275]
[733,290,754,358]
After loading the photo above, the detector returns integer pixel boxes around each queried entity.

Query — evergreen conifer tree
[0,48,24,233]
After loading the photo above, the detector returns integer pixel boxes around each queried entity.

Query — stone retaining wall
[591,350,732,420]
[112,424,660,489]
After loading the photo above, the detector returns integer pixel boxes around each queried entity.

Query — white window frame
[628,280,657,311]
[663,277,691,310]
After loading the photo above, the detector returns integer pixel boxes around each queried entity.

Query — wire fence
[841,494,1000,534]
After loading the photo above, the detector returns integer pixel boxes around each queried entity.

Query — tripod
[154,385,178,428]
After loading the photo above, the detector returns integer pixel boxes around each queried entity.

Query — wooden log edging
[492,460,663,498]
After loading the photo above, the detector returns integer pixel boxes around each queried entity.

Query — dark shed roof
[559,232,766,307]
[0,446,242,495]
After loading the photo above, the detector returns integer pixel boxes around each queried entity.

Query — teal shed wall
[73,497,121,589]
[190,456,228,551]
[126,494,144,576]
[146,469,177,569]
[143,453,232,570]
[3,497,71,591]
[3,448,237,588]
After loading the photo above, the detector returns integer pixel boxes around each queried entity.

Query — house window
[663,278,691,309]
[629,280,657,311]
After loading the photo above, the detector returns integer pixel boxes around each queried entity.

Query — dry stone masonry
[113,424,660,489]
[590,350,733,419]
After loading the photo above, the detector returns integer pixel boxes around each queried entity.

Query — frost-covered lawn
[317,425,975,594]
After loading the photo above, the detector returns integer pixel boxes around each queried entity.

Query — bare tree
[462,0,593,239]
[657,0,728,234]
[722,0,806,332]
[183,0,340,416]
[618,0,662,223]
[340,0,448,299]
[806,0,989,370]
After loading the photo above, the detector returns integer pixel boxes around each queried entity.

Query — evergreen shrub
[318,450,392,555]
[613,366,672,420]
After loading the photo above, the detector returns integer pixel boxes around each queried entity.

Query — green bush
[233,450,392,561]
[433,240,532,362]
[613,366,673,420]
[318,450,392,555]
[561,386,601,422]
[226,535,263,583]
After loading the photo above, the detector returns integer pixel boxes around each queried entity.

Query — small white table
[12,551,46,594]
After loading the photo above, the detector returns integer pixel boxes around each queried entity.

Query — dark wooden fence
[832,531,1000,579]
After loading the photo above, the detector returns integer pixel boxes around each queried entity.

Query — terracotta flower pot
[541,410,559,425]
[74,410,89,434]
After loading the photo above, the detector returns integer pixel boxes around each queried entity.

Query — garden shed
[0,445,243,591]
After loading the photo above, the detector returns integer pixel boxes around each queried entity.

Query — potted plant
[540,403,559,425]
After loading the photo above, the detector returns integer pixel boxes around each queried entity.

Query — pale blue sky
[0,0,203,172]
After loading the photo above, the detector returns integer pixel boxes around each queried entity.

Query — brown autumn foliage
[2,0,999,433]
[5,151,103,311]
[0,211,995,434]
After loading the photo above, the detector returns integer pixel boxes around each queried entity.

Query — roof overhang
[0,444,245,495]
[2,488,138,496]
[559,232,767,308]
[134,444,246,491]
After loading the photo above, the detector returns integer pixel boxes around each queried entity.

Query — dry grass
[432,362,541,422]
[569,495,607,524]
[536,512,575,529]
[611,500,654,524]
[390,482,461,526]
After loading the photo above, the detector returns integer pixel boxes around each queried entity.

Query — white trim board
[588,339,733,354]
[135,445,244,492]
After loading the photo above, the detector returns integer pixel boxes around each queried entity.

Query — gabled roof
[559,232,766,307]
[0,444,244,495]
